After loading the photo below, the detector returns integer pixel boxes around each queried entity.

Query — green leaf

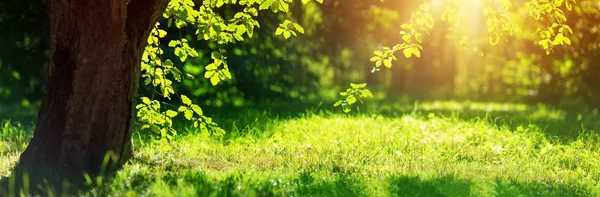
[168,40,180,47]
[205,71,215,79]
[412,48,421,58]
[361,89,373,98]
[191,104,203,115]
[293,23,305,34]
[350,83,366,89]
[166,110,178,118]
[181,95,192,106]
[141,97,151,105]
[178,106,187,112]
[174,47,188,62]
[333,100,343,107]
[206,63,218,70]
[184,110,193,120]
[370,56,381,62]
[163,59,174,68]
[171,67,182,82]
[343,107,351,113]
[403,48,413,58]
[347,95,357,105]
[383,58,392,68]
[210,76,220,85]
[259,0,275,10]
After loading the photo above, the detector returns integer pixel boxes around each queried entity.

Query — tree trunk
[4,0,169,193]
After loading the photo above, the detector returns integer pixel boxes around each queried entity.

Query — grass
[1,100,599,196]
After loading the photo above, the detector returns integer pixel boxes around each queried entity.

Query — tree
[0,0,589,194]
[1,0,319,194]
[4,0,171,192]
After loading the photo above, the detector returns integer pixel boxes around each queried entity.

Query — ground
[1,100,599,196]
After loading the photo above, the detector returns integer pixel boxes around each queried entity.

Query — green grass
[1,100,599,196]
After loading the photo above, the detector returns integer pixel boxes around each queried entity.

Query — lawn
[1,100,599,196]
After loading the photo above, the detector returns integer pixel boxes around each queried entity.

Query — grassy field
[1,100,599,196]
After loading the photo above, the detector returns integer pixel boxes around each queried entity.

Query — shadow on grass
[100,169,368,197]
[94,170,589,196]
[388,175,588,197]
[294,172,367,197]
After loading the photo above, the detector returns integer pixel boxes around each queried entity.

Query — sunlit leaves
[136,97,178,143]
[181,95,192,105]
[536,23,573,54]
[141,24,180,99]
[166,110,178,118]
[367,2,432,73]
[370,48,397,72]
[403,47,421,58]
[338,0,579,116]
[203,51,232,85]
[259,0,276,10]
[178,95,224,136]
[138,0,323,146]
[525,0,576,54]
[170,38,199,62]
[334,83,373,113]
[275,20,305,39]
[414,4,434,29]
[482,0,516,46]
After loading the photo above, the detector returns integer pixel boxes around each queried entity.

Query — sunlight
[459,0,484,26]
[2,0,599,195]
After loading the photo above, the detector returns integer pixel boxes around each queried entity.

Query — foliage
[136,0,322,146]
[333,83,373,112]
[335,0,581,112]
[526,0,576,54]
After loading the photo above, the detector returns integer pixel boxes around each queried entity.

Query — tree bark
[4,0,169,193]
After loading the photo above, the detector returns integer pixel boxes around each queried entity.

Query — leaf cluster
[137,0,323,150]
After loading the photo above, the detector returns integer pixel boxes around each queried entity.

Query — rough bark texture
[3,0,169,194]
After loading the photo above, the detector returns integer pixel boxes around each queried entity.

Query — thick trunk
[5,0,169,193]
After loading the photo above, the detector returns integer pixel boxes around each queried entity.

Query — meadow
[1,100,598,196]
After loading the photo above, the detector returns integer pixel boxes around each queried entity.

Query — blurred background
[1,0,599,122]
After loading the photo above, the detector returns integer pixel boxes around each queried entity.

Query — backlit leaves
[525,0,576,54]
[482,0,517,46]
[367,3,432,72]
[138,0,323,147]
[203,51,232,85]
[275,20,305,39]
[334,83,373,113]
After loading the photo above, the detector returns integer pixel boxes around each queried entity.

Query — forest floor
[1,100,599,196]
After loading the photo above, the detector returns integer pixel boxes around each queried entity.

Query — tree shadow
[87,169,368,197]
[170,101,328,141]
[389,175,472,197]
[293,172,368,197]
[388,175,589,197]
